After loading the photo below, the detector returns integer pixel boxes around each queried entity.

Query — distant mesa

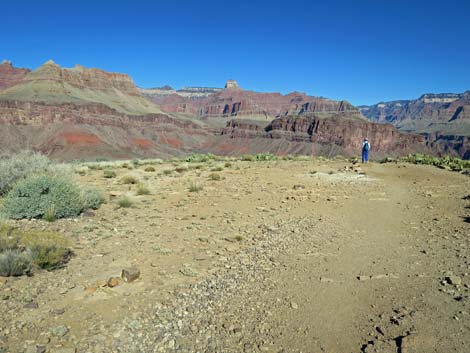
[225,80,240,90]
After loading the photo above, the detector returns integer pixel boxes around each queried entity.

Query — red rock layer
[0,62,30,90]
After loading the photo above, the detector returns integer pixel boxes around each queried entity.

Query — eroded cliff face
[160,88,360,120]
[360,92,470,135]
[220,115,429,157]
[23,61,140,95]
[0,61,31,90]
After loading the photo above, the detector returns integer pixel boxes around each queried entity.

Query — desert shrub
[95,157,108,162]
[136,184,150,195]
[211,166,223,172]
[118,196,133,208]
[397,154,470,172]
[189,183,203,192]
[209,173,222,181]
[185,153,216,163]
[144,166,156,172]
[103,169,117,178]
[175,166,188,173]
[132,159,141,167]
[254,153,277,161]
[42,205,57,222]
[2,175,84,219]
[224,162,232,168]
[0,151,51,195]
[121,175,138,184]
[0,226,70,273]
[241,154,254,161]
[0,250,33,276]
[163,169,173,175]
[80,187,105,210]
[22,232,69,270]
[349,157,360,164]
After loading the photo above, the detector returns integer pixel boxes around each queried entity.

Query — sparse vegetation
[118,196,133,208]
[2,175,84,220]
[211,166,224,172]
[382,154,470,173]
[144,166,156,172]
[103,169,117,178]
[189,183,203,192]
[163,169,173,175]
[209,173,222,181]
[175,166,188,173]
[80,187,105,210]
[0,151,51,195]
[0,225,70,276]
[121,175,138,184]
[185,153,216,163]
[136,184,151,195]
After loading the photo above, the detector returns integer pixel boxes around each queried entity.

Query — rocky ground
[1,159,469,353]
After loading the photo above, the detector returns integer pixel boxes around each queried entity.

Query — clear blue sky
[1,0,469,105]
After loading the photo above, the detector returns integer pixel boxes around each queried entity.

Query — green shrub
[241,154,254,161]
[254,153,277,161]
[185,153,216,163]
[0,250,33,276]
[224,162,232,168]
[20,230,70,270]
[209,173,222,181]
[118,196,133,208]
[43,206,57,222]
[163,169,173,175]
[2,175,83,219]
[189,183,203,192]
[0,151,50,195]
[103,169,117,178]
[121,175,138,184]
[0,226,70,273]
[80,187,105,210]
[144,166,156,172]
[136,184,150,195]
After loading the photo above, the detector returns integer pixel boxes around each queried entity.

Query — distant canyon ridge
[0,60,468,160]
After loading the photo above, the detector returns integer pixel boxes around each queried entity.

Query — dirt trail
[1,160,469,353]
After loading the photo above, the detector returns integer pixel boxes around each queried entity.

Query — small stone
[291,302,299,309]
[24,302,39,309]
[320,277,334,283]
[446,275,462,286]
[36,346,47,353]
[358,275,371,281]
[107,277,122,288]
[121,267,140,283]
[51,308,65,316]
[50,325,69,337]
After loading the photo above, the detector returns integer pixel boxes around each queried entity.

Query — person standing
[362,138,371,163]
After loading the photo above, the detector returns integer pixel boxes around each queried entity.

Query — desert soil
[1,159,469,353]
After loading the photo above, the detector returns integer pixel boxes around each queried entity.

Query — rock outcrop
[360,92,470,159]
[159,88,361,121]
[219,114,428,157]
[0,61,30,90]
[360,92,470,135]
[0,61,455,160]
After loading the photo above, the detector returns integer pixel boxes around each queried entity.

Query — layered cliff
[158,83,361,121]
[0,61,30,90]
[0,61,162,116]
[360,92,470,135]
[217,114,428,157]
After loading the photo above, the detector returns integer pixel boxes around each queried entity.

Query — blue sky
[1,0,469,105]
